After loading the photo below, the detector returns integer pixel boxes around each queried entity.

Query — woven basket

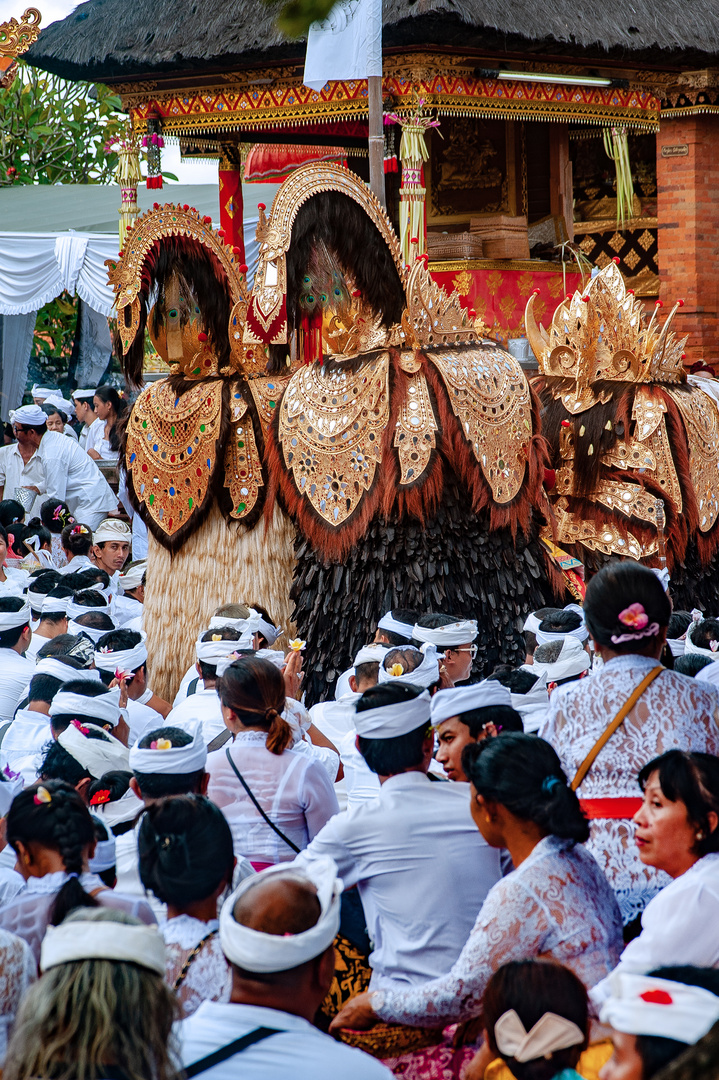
[427,232,483,260]
[339,1022,445,1059]
[470,215,530,260]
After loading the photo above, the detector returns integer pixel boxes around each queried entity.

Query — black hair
[27,673,63,705]
[356,683,430,776]
[483,959,589,1080]
[43,403,68,424]
[40,498,75,534]
[90,814,116,888]
[198,625,241,681]
[636,967,719,1079]
[7,780,99,925]
[456,704,524,739]
[638,750,719,857]
[489,667,540,694]
[538,610,582,634]
[132,727,206,798]
[689,619,719,651]
[94,385,127,453]
[27,572,62,616]
[668,611,693,640]
[61,523,93,557]
[73,567,111,591]
[0,596,29,650]
[0,500,25,528]
[73,589,107,610]
[87,770,138,837]
[354,660,380,686]
[138,794,234,907]
[217,656,290,755]
[75,611,115,632]
[16,523,52,557]
[583,561,671,654]
[50,681,117,734]
[377,608,419,647]
[462,732,590,842]
[36,633,93,661]
[674,654,714,677]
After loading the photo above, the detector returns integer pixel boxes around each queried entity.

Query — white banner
[303,0,382,92]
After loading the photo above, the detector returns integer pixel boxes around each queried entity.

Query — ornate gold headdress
[0,8,41,89]
[525,262,687,414]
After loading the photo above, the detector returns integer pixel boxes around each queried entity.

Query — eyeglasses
[448,645,478,659]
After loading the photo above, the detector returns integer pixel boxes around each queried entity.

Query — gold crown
[525,262,687,414]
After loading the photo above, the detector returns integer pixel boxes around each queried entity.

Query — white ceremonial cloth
[36,431,116,526]
[0,707,52,786]
[0,568,30,601]
[178,1001,392,1080]
[111,594,143,627]
[296,772,503,989]
[207,730,339,864]
[0,650,35,723]
[166,688,224,745]
[0,232,118,317]
[590,852,719,1007]
[540,655,719,925]
[58,554,93,576]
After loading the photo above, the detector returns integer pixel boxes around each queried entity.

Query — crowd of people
[0,386,715,1079]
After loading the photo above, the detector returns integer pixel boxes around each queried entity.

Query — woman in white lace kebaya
[331,733,623,1033]
[207,656,339,868]
[138,794,234,1018]
[540,562,719,925]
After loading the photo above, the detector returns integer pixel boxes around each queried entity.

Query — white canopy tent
[0,181,279,419]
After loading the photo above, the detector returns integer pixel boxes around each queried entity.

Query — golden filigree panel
[632,387,666,442]
[247,375,293,438]
[593,480,661,524]
[647,418,683,514]
[428,345,531,503]
[278,352,390,527]
[668,388,719,531]
[405,259,486,349]
[394,371,438,485]
[553,498,655,559]
[126,379,224,536]
[602,440,657,472]
[224,391,263,520]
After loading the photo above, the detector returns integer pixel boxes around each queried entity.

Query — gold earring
[484,814,492,825]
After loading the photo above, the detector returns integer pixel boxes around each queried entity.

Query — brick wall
[656,115,719,367]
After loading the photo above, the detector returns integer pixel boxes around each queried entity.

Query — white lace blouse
[540,655,719,923]
[0,928,35,1064]
[161,914,232,1019]
[372,836,623,1028]
[206,730,339,865]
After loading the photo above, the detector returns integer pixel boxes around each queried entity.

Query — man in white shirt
[93,628,169,743]
[91,518,131,582]
[71,388,99,451]
[0,598,35,724]
[295,682,503,991]
[25,591,71,660]
[431,682,524,783]
[0,410,48,516]
[3,405,117,529]
[178,858,392,1080]
[165,628,243,744]
[412,615,479,684]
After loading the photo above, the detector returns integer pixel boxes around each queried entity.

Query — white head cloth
[335,668,354,700]
[49,688,121,727]
[118,562,146,594]
[41,920,166,975]
[91,786,143,828]
[377,612,415,640]
[35,658,100,685]
[511,672,549,734]
[354,644,389,667]
[354,689,431,739]
[129,721,207,776]
[523,612,542,635]
[535,620,589,646]
[69,620,115,643]
[667,636,686,657]
[685,623,719,661]
[249,609,280,645]
[0,601,31,631]
[196,635,243,665]
[599,972,719,1045]
[41,594,69,616]
[71,387,96,401]
[494,1009,584,1064]
[44,395,76,419]
[94,632,148,673]
[412,619,478,647]
[208,611,261,650]
[254,648,286,670]
[219,856,342,973]
[88,820,116,873]
[31,386,56,401]
[0,774,23,818]
[57,723,129,778]
[12,404,47,426]
[93,519,131,545]
[67,600,109,622]
[430,680,512,727]
[377,643,441,689]
[532,637,590,682]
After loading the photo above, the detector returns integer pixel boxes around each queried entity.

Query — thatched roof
[29,0,719,83]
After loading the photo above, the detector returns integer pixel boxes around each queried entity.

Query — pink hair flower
[114,667,133,681]
[71,719,90,736]
[618,603,649,630]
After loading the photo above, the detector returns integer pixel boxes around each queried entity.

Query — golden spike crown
[0,8,41,58]
[525,261,687,414]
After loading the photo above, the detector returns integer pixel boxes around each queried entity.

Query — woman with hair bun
[58,522,93,575]
[207,655,338,868]
[331,732,622,1035]
[138,795,235,1017]
[541,561,719,928]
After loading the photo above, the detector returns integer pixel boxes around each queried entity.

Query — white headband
[535,623,589,646]
[88,828,116,873]
[431,680,511,726]
[219,856,342,973]
[32,385,56,399]
[600,972,719,1045]
[0,775,23,818]
[41,595,69,616]
[118,563,146,593]
[50,689,121,727]
[377,643,441,689]
[41,921,166,975]
[377,612,416,640]
[12,403,47,425]
[196,635,244,665]
[44,395,75,419]
[35,658,101,685]
[0,601,31,631]
[208,612,260,650]
[68,620,114,643]
[533,637,590,682]
[494,1009,584,1064]
[667,637,686,657]
[57,722,129,777]
[254,648,286,669]
[90,786,144,828]
[94,633,148,674]
[685,624,719,660]
[354,644,389,667]
[523,613,542,635]
[93,519,131,545]
[71,388,96,401]
[354,689,431,739]
[67,600,108,622]
[250,609,280,645]
[412,619,478,647]
[129,721,207,775]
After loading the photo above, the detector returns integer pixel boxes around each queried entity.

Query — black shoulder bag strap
[184,1026,280,1078]
[224,747,301,853]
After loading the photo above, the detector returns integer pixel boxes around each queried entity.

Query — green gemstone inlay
[269,400,276,408]
[148,494,155,506]
[238,440,244,448]
[188,497,194,508]
[200,424,206,432]
[237,502,246,513]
